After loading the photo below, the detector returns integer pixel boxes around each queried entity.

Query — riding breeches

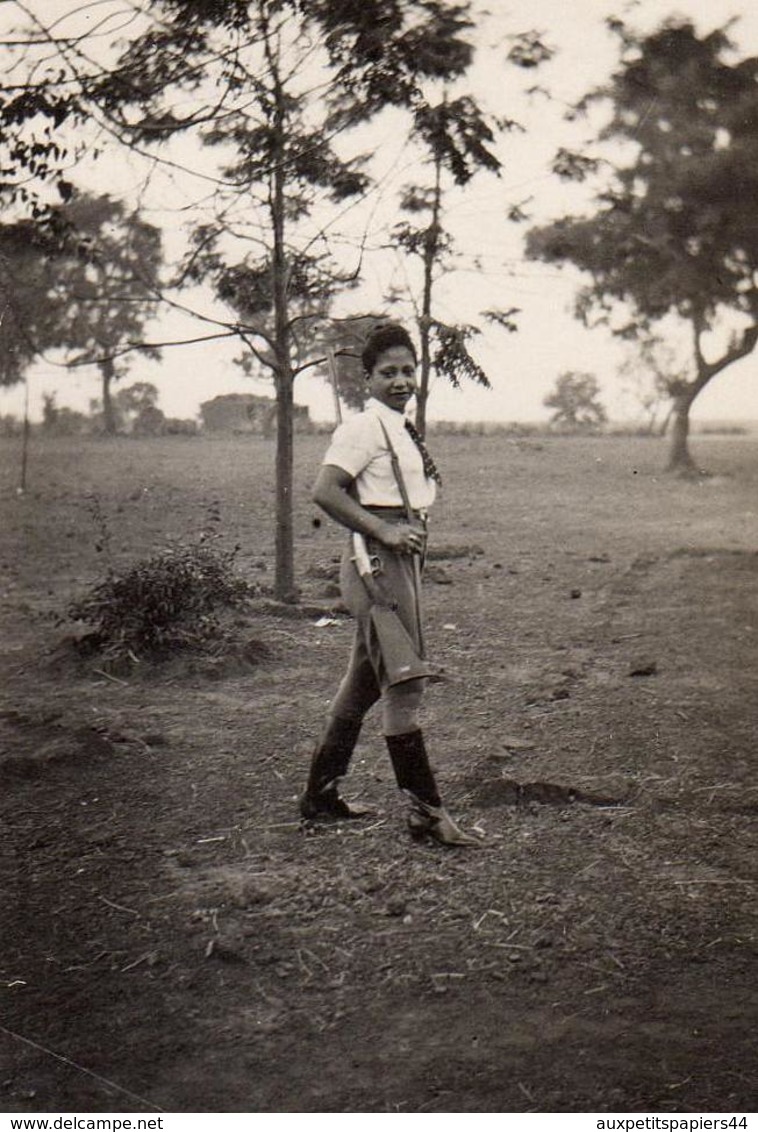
[329,526,426,737]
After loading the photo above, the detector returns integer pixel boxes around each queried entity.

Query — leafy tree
[393,26,550,435]
[91,0,489,600]
[65,198,163,434]
[543,371,607,431]
[0,33,81,219]
[0,414,22,438]
[394,97,497,437]
[0,193,163,433]
[41,392,89,437]
[526,19,758,472]
[115,381,160,426]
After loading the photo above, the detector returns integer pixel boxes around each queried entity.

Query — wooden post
[326,348,342,424]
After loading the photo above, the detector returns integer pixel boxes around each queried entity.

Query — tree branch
[700,322,758,387]
[65,328,241,367]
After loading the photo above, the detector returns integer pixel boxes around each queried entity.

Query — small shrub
[69,540,254,662]
[0,414,23,437]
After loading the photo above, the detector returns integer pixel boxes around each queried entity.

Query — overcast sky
[1,0,757,426]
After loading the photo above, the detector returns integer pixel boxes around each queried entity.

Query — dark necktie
[405,419,442,486]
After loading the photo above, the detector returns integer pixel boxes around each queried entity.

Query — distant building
[199,393,311,436]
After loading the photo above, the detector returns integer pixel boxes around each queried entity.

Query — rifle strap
[377,419,427,657]
[378,419,414,523]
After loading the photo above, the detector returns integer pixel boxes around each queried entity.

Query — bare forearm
[313,465,421,554]
[314,482,388,541]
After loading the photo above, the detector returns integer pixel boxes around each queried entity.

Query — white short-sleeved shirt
[322,398,437,510]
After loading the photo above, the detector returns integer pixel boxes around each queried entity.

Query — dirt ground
[1,431,757,1114]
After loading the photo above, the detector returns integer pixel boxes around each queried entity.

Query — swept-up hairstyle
[361,322,418,375]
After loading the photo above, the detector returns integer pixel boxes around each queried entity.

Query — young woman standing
[300,323,478,847]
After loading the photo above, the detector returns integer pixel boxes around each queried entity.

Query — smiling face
[366,345,418,414]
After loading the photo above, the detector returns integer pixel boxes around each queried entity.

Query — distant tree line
[0,382,198,438]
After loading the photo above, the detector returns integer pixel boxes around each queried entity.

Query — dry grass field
[1,431,757,1113]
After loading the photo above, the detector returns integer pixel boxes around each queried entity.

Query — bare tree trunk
[100,358,118,436]
[415,153,442,439]
[666,392,698,474]
[269,35,297,604]
[274,374,296,602]
[665,320,758,469]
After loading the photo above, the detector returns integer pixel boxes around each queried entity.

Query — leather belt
[363,505,428,522]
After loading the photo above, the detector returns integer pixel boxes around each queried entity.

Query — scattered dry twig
[92,669,129,686]
[98,895,139,916]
